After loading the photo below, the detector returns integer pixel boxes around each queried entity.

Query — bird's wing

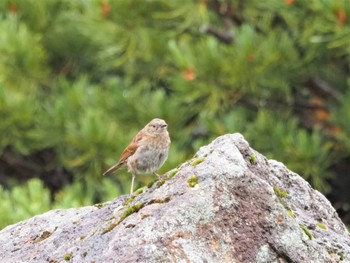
[103,132,142,176]
[118,132,142,163]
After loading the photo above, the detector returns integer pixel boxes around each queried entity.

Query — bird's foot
[154,172,163,180]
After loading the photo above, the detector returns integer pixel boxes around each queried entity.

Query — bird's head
[145,118,168,135]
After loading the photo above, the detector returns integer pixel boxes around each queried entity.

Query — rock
[0,133,349,263]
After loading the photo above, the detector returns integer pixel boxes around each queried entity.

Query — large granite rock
[0,133,349,263]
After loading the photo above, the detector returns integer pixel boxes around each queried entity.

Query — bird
[103,118,171,195]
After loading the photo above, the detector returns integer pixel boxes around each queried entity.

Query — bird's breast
[127,140,169,174]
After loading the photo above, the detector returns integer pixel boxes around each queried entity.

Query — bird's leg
[154,172,162,180]
[130,173,135,195]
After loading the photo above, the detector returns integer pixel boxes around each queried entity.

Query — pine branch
[305,76,342,102]
[201,0,242,44]
[200,17,234,44]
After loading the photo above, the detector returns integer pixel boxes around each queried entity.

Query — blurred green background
[1,0,350,230]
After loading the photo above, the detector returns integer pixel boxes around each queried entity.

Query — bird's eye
[150,124,155,128]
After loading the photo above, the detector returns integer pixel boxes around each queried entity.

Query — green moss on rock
[187,175,199,187]
[123,195,136,206]
[316,222,327,230]
[64,252,73,261]
[135,186,146,195]
[156,180,165,188]
[33,230,53,243]
[123,186,146,206]
[286,208,296,219]
[149,196,171,204]
[273,185,288,199]
[249,155,257,164]
[147,180,156,188]
[190,157,205,166]
[300,224,313,240]
[119,203,144,223]
[94,203,105,208]
[102,203,144,234]
[102,222,118,234]
[168,169,178,179]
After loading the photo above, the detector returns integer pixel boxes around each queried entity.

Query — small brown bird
[103,118,171,194]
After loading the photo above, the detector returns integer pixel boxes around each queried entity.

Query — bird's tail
[103,162,123,176]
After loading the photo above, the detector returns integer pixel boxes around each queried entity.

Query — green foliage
[0,177,120,230]
[0,179,50,229]
[243,111,333,192]
[0,0,350,229]
[0,16,48,90]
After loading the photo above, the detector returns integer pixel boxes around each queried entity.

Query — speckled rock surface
[0,133,349,263]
